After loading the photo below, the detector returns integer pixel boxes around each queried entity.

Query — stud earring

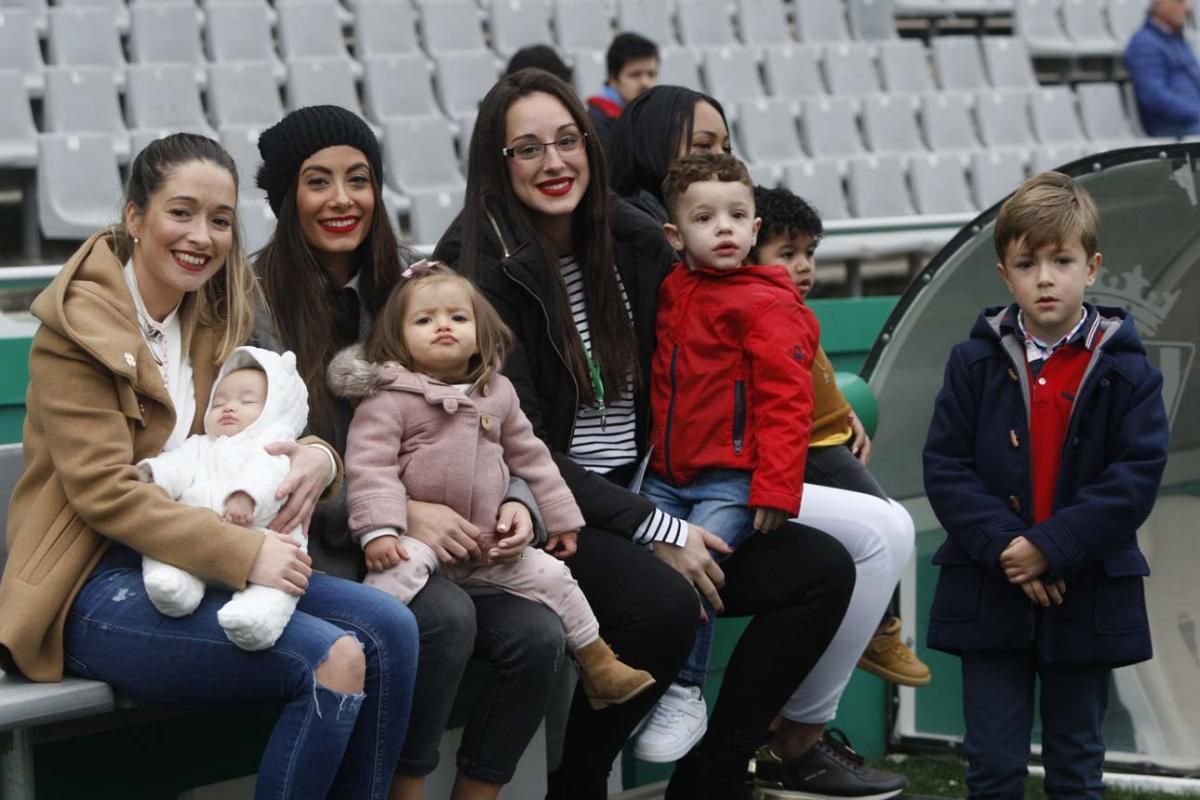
[133,236,140,244]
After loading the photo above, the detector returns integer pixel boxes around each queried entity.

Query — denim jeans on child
[641,469,755,687]
[63,542,419,800]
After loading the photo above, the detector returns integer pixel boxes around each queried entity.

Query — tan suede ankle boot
[574,638,656,710]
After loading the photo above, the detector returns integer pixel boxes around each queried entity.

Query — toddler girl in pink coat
[329,261,653,709]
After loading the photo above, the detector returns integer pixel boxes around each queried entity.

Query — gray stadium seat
[795,0,850,42]
[783,158,849,220]
[973,88,1036,149]
[0,8,45,95]
[894,0,950,12]
[1107,0,1145,44]
[409,188,464,245]
[909,153,975,213]
[1060,0,1120,55]
[1,0,46,33]
[616,0,676,45]
[823,43,881,96]
[572,49,607,96]
[57,0,127,31]
[554,0,614,52]
[205,1,283,80]
[932,36,988,92]
[383,116,466,193]
[129,3,204,72]
[208,62,286,126]
[980,36,1037,89]
[239,197,277,253]
[47,7,126,88]
[658,47,703,91]
[364,54,440,122]
[37,132,123,239]
[0,70,38,167]
[422,0,488,52]
[920,90,981,152]
[1015,0,1075,57]
[678,0,736,48]
[970,148,1026,209]
[762,44,825,98]
[847,154,913,217]
[1076,81,1140,146]
[278,2,354,64]
[800,96,864,159]
[353,1,420,57]
[286,57,364,114]
[702,47,764,104]
[489,0,553,57]
[736,0,792,46]
[219,124,268,199]
[1028,85,1088,146]
[126,64,217,138]
[433,51,502,116]
[1028,143,1089,172]
[878,40,932,94]
[44,67,131,161]
[736,97,805,166]
[848,0,898,40]
[862,93,926,156]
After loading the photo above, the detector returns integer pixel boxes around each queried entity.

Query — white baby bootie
[142,556,206,617]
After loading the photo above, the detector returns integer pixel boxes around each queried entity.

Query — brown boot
[575,638,656,710]
[857,616,932,686]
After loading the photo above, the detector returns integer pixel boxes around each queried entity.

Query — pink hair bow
[401,258,444,279]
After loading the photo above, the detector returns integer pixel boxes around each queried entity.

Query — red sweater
[1027,344,1090,524]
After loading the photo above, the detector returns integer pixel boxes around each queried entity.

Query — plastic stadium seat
[970,148,1026,208]
[1107,0,1145,45]
[409,188,464,245]
[736,97,805,165]
[910,153,975,213]
[1061,0,1120,55]
[205,2,282,75]
[286,57,364,115]
[1028,85,1088,146]
[894,0,949,14]
[129,4,204,70]
[433,51,502,116]
[0,8,45,95]
[126,64,217,138]
[848,0,897,40]
[278,2,354,64]
[783,158,849,220]
[920,90,981,152]
[823,43,881,96]
[44,67,131,162]
[616,0,676,45]
[219,124,268,199]
[736,0,792,46]
[422,0,488,52]
[364,54,440,122]
[795,0,850,43]
[932,37,989,92]
[762,45,825,98]
[240,197,277,253]
[57,0,127,32]
[678,0,736,48]
[847,155,913,217]
[1076,81,1141,146]
[489,0,553,57]
[657,47,703,91]
[703,47,765,104]
[554,0,614,52]
[572,49,606,96]
[0,70,38,168]
[47,7,126,88]
[383,116,466,194]
[1,0,47,33]
[800,96,864,159]
[878,40,933,94]
[862,93,926,156]
[981,37,1038,89]
[353,1,420,57]
[1028,142,1089,172]
[38,133,123,239]
[1014,0,1075,57]
[973,88,1036,149]
[209,62,286,127]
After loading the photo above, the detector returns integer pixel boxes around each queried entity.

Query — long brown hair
[437,68,638,403]
[365,264,512,387]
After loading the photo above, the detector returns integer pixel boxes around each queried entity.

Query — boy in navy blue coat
[923,172,1169,799]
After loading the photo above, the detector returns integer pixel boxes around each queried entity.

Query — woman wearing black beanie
[252,105,566,800]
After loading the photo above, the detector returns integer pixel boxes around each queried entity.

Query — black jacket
[437,195,677,537]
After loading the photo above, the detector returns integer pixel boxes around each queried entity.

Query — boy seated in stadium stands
[586,32,659,147]
[1125,0,1200,137]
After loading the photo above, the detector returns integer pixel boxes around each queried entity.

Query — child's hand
[490,501,535,563]
[223,491,256,526]
[999,535,1050,582]
[753,507,789,533]
[365,536,409,572]
[545,530,578,559]
[1019,577,1067,607]
[848,411,872,465]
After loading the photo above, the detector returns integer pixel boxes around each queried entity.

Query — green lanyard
[585,349,607,428]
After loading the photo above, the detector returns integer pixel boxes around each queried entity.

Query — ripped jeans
[63,542,419,800]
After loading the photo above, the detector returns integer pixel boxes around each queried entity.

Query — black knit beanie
[256,105,384,215]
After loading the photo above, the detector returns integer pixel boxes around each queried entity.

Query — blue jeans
[63,543,419,800]
[962,651,1110,800]
[641,469,754,686]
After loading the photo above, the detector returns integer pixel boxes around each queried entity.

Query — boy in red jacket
[634,152,819,762]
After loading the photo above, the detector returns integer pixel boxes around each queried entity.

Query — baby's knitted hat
[256,105,383,214]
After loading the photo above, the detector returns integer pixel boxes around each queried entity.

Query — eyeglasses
[501,131,587,162]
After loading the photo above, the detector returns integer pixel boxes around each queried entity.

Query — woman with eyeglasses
[434,69,856,800]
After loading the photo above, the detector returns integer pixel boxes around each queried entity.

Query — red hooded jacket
[649,263,818,514]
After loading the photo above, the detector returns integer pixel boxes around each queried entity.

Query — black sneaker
[749,729,907,800]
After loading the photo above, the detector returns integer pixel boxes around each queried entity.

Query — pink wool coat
[329,346,585,549]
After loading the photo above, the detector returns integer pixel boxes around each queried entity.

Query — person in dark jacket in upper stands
[585,32,659,147]
[1125,0,1200,136]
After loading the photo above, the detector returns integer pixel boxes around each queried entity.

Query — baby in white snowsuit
[138,346,310,651]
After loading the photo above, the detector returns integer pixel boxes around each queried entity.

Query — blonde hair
[364,264,512,385]
[994,171,1099,262]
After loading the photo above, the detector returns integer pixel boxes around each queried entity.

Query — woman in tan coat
[0,133,418,800]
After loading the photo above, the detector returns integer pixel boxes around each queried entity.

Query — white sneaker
[632,682,708,763]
